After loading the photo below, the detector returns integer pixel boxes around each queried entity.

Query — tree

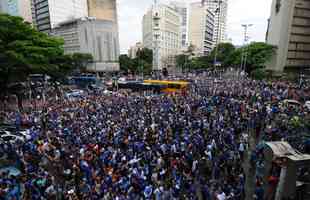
[119,48,153,75]
[136,48,153,64]
[71,53,93,73]
[175,54,189,72]
[0,14,74,110]
[119,54,134,74]
[228,42,276,74]
[189,56,210,70]
[136,48,153,74]
[243,42,276,73]
[209,43,236,67]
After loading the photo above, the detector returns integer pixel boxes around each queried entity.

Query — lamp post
[240,24,253,72]
[213,0,223,68]
[153,0,161,77]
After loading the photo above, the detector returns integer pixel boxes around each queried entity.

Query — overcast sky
[117,0,273,54]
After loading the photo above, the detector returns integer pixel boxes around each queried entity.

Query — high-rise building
[31,0,88,33]
[188,2,215,56]
[202,0,228,44]
[169,1,188,50]
[87,0,117,23]
[0,0,32,22]
[142,4,182,69]
[128,42,143,59]
[266,0,310,73]
[51,17,120,72]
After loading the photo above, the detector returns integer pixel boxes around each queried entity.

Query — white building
[128,42,143,59]
[188,2,215,56]
[169,1,188,50]
[31,0,88,32]
[142,4,181,69]
[202,0,228,44]
[0,0,32,22]
[266,0,310,73]
[52,17,120,72]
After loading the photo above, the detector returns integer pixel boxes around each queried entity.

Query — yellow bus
[143,80,189,93]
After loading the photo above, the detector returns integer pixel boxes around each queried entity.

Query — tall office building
[31,0,88,33]
[0,0,32,22]
[266,0,310,73]
[52,17,120,72]
[169,1,188,50]
[87,0,117,23]
[188,2,215,56]
[143,4,182,69]
[203,0,228,44]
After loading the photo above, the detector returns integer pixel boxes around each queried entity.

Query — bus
[143,80,189,93]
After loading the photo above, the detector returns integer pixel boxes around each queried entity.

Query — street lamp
[213,0,223,68]
[153,0,161,77]
[240,24,253,72]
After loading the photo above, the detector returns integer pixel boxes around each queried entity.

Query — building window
[97,36,103,61]
[275,0,281,13]
[84,28,88,45]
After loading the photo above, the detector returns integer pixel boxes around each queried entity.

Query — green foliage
[251,68,267,80]
[209,43,236,67]
[119,48,153,74]
[189,56,210,70]
[175,54,189,70]
[119,54,134,72]
[243,42,276,73]
[71,53,93,73]
[136,48,153,64]
[0,14,76,96]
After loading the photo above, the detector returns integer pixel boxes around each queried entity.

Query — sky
[117,0,273,54]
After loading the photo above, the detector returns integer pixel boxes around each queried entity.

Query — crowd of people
[1,73,310,200]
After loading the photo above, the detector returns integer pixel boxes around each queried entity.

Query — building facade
[203,0,228,45]
[31,0,88,33]
[52,17,120,72]
[87,0,117,23]
[169,1,188,50]
[142,4,181,69]
[266,0,310,73]
[188,2,215,56]
[0,0,32,22]
[128,42,143,59]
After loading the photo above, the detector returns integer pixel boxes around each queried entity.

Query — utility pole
[213,0,223,68]
[153,0,161,77]
[240,24,253,72]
